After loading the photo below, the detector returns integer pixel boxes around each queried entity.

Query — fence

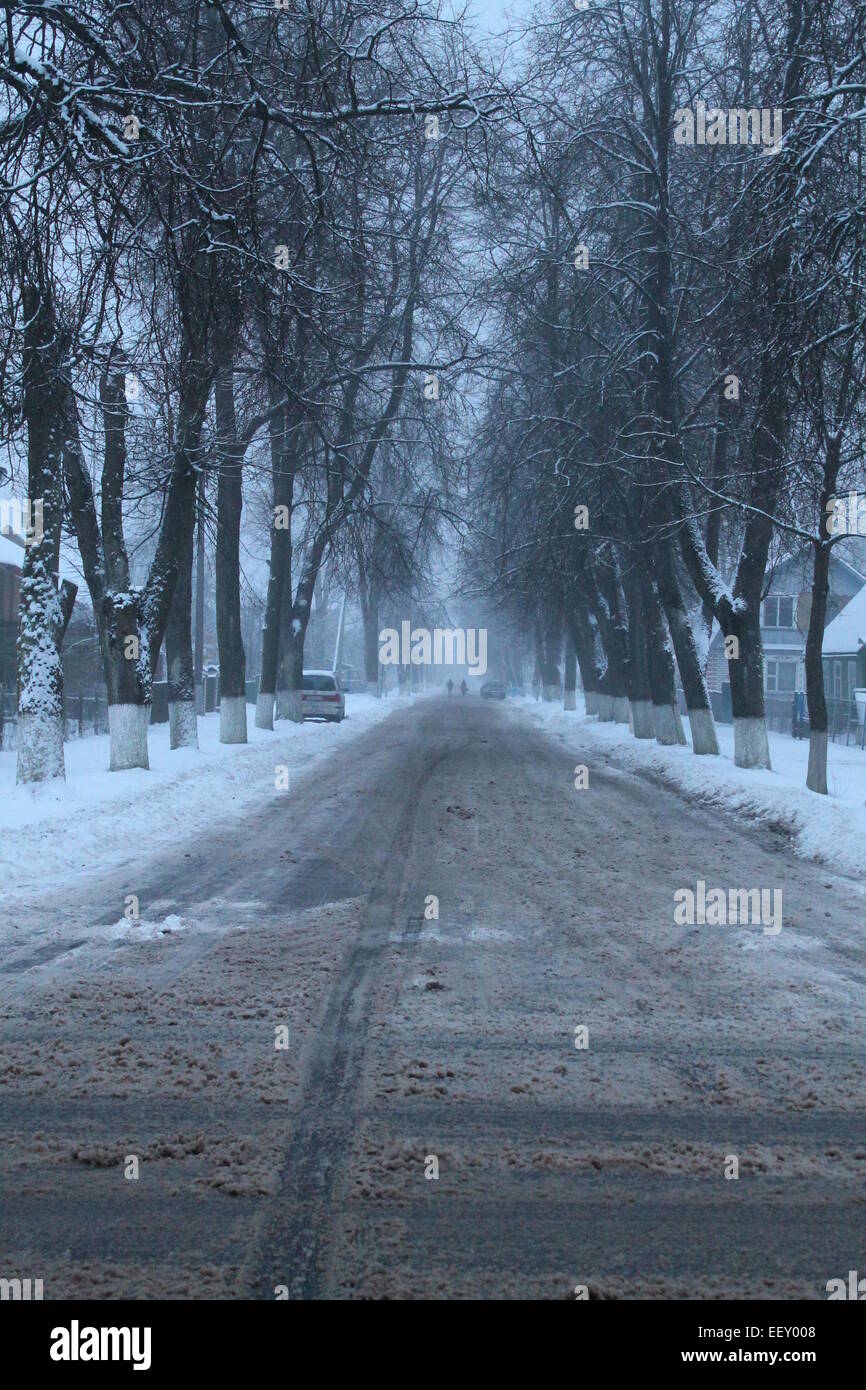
[1,688,110,751]
[0,675,243,751]
[0,680,187,751]
[712,688,866,749]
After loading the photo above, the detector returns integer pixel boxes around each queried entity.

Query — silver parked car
[301,669,346,723]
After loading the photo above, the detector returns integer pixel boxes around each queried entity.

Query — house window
[706,646,725,692]
[833,660,842,701]
[765,659,797,693]
[762,595,795,628]
[847,661,857,702]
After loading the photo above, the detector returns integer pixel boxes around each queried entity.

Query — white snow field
[0,693,407,899]
[523,695,866,880]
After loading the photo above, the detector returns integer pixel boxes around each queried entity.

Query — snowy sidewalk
[520,696,866,881]
[0,694,407,899]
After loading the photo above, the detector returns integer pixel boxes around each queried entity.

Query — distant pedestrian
[446,679,453,695]
[792,689,807,739]
[460,679,468,696]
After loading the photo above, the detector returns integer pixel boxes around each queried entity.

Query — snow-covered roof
[822,583,866,656]
[767,549,866,597]
[0,532,24,569]
[834,536,866,582]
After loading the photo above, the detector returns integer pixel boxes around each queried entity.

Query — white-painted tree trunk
[675,706,687,744]
[169,699,198,750]
[564,689,576,711]
[15,711,65,784]
[653,702,680,745]
[630,699,655,739]
[108,703,150,771]
[733,715,771,769]
[276,688,303,723]
[255,692,274,730]
[584,690,599,716]
[613,695,630,723]
[687,707,719,755]
[542,683,560,702]
[367,681,380,697]
[806,729,828,794]
[596,692,614,721]
[15,551,73,784]
[219,694,247,745]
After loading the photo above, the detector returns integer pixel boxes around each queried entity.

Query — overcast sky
[465,0,534,36]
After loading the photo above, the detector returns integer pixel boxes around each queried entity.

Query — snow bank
[521,696,866,880]
[0,694,405,897]
[102,912,187,941]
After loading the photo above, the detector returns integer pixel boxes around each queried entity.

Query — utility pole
[332,593,346,675]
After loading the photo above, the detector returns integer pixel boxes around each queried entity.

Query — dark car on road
[480,680,507,699]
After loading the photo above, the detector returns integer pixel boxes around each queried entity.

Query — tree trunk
[99,356,151,770]
[568,605,601,715]
[214,374,247,744]
[588,555,629,722]
[725,605,770,769]
[279,544,325,722]
[277,625,304,723]
[640,572,685,745]
[102,587,151,771]
[806,583,828,800]
[538,608,561,701]
[651,547,719,754]
[256,403,295,729]
[16,553,75,783]
[700,389,732,643]
[16,283,76,784]
[563,631,577,711]
[275,562,298,720]
[360,583,381,697]
[596,672,614,721]
[805,507,835,795]
[256,537,287,729]
[166,531,198,750]
[624,569,654,738]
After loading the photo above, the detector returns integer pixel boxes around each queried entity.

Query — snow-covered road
[2,696,866,1298]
